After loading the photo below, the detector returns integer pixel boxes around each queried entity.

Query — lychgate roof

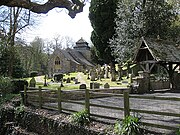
[134,37,180,64]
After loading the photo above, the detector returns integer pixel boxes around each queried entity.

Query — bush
[11,79,28,94]
[114,115,142,135]
[0,76,13,97]
[54,73,63,82]
[70,109,90,126]
[177,126,180,135]
[29,71,38,77]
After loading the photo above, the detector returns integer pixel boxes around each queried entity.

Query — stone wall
[0,104,109,135]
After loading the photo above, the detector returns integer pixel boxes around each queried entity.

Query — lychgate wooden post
[38,86,42,108]
[85,88,90,115]
[57,87,62,113]
[123,90,130,117]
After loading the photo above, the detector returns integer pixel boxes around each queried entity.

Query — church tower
[74,37,91,61]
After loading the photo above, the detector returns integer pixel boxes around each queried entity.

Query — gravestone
[97,64,102,80]
[79,84,87,89]
[74,79,79,84]
[118,64,123,81]
[90,82,100,89]
[111,68,116,81]
[105,65,109,78]
[90,69,96,81]
[29,77,36,87]
[66,78,71,83]
[104,83,110,88]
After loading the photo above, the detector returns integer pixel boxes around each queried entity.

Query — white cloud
[23,3,93,43]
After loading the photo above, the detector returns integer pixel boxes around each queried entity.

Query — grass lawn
[25,72,130,90]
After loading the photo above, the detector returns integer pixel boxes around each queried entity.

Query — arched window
[55,57,60,65]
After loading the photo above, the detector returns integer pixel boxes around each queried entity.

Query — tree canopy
[0,0,85,18]
[110,0,179,64]
[89,0,117,65]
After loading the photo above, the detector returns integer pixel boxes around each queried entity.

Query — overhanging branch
[1,0,85,18]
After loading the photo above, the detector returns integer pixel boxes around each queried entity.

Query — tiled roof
[134,37,180,63]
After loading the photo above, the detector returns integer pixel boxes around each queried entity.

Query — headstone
[74,79,79,84]
[90,69,96,81]
[97,64,102,80]
[90,82,100,89]
[118,64,123,81]
[79,84,87,89]
[101,67,105,78]
[87,73,90,79]
[111,68,116,81]
[105,65,109,78]
[66,78,71,83]
[104,83,110,88]
[29,77,36,87]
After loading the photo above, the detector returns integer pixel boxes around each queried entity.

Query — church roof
[134,37,180,64]
[52,48,94,67]
[74,37,89,49]
[67,49,94,67]
[76,37,87,44]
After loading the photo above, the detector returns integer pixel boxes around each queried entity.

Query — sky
[23,3,93,43]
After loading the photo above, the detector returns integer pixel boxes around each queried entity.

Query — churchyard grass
[25,72,130,90]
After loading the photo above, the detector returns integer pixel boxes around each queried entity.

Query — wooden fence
[22,86,180,131]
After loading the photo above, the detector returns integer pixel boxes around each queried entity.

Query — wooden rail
[22,86,180,132]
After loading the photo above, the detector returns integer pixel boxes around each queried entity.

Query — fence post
[123,90,130,118]
[57,87,62,113]
[85,88,90,115]
[24,85,27,105]
[39,86,42,108]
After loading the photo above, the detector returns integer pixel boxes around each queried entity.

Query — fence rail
[22,86,180,132]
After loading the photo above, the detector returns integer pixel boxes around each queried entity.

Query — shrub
[177,126,180,135]
[11,79,28,94]
[114,115,142,135]
[70,109,90,126]
[29,71,38,77]
[0,76,13,97]
[54,73,63,82]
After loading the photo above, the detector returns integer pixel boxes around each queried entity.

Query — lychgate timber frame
[133,37,180,90]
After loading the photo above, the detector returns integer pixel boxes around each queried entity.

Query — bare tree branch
[1,0,85,18]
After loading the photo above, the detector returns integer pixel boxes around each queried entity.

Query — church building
[48,38,94,76]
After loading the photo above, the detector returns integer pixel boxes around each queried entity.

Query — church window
[55,57,60,65]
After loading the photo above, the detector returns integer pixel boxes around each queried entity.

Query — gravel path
[46,92,180,134]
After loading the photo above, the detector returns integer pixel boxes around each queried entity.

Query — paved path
[46,92,180,134]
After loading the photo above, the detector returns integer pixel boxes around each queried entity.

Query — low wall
[0,105,109,135]
[150,80,170,90]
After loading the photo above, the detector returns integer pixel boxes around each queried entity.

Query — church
[48,38,94,76]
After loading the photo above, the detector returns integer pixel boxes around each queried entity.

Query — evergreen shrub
[30,71,38,77]
[54,73,63,82]
[11,79,28,94]
[0,76,13,97]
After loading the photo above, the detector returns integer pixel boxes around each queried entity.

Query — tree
[0,40,24,78]
[143,0,178,39]
[0,0,85,18]
[110,0,179,63]
[110,0,143,63]
[30,37,47,73]
[52,34,64,50]
[89,0,117,65]
[64,36,75,49]
[0,6,35,77]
